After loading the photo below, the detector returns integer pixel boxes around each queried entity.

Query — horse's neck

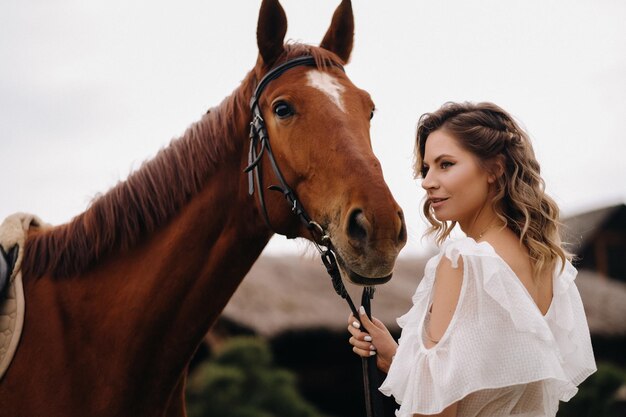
[98,134,271,367]
[55,106,271,402]
[90,74,270,339]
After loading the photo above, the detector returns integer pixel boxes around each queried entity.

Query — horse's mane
[22,44,343,279]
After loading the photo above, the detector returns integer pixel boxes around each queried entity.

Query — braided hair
[415,102,570,278]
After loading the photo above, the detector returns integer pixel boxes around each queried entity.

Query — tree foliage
[186,337,327,417]
[558,362,626,417]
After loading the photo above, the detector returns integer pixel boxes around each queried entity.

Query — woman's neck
[459,202,504,241]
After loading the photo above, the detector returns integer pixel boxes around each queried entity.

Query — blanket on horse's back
[0,213,48,380]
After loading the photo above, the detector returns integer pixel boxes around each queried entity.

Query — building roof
[575,269,626,336]
[221,255,626,337]
[561,203,624,254]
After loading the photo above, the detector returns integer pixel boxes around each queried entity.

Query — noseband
[244,55,384,417]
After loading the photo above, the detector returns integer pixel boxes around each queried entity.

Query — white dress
[379,238,596,417]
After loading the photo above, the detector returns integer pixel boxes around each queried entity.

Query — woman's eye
[440,161,453,169]
[273,102,294,119]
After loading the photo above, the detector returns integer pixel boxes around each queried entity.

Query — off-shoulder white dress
[379,238,596,417]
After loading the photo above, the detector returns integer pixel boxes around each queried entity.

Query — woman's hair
[415,101,570,277]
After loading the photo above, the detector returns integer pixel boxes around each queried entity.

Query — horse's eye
[370,107,376,120]
[273,102,294,119]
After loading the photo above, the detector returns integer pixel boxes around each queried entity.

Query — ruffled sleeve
[379,238,596,416]
[544,262,596,394]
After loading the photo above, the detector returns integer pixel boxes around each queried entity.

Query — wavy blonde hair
[415,102,570,277]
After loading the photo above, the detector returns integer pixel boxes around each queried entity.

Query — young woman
[348,102,596,417]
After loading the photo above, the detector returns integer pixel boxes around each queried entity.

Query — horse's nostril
[347,209,368,243]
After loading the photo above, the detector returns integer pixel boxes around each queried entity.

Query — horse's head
[248,0,406,285]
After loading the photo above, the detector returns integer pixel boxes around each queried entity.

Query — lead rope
[310,225,384,417]
[361,287,385,417]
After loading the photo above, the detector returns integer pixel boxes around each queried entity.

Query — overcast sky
[1,0,625,257]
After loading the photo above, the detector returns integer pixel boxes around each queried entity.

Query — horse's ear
[257,0,287,66]
[320,0,354,63]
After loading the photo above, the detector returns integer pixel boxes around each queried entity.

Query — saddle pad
[0,213,47,380]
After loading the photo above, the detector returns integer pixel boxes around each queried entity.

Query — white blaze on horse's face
[306,70,346,112]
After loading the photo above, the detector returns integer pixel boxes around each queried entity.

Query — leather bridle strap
[246,56,338,235]
[244,55,384,417]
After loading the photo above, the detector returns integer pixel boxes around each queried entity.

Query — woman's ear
[487,157,505,184]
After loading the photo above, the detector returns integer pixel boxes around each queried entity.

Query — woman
[348,102,596,417]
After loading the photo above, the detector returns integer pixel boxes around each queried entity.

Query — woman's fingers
[357,306,374,329]
[350,310,385,338]
[350,337,377,358]
[349,336,376,350]
[352,346,377,358]
[348,313,377,358]
[347,314,362,334]
[347,313,358,327]
[371,316,389,332]
[357,307,387,337]
[347,319,371,341]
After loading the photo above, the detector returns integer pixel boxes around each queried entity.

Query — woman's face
[421,129,493,228]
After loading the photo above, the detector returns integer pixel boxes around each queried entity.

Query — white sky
[1,0,625,257]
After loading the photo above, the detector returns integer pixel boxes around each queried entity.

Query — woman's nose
[421,171,437,190]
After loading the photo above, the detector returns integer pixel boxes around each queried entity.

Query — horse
[0,1,406,415]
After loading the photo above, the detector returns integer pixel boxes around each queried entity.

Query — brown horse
[0,1,406,416]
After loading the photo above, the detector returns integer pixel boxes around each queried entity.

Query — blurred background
[1,1,625,416]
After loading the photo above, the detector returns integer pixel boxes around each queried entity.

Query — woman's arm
[426,255,464,348]
[408,256,463,416]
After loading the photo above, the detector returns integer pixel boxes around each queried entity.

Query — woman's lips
[429,197,448,208]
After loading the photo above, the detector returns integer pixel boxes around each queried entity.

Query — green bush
[186,337,327,417]
[558,362,626,417]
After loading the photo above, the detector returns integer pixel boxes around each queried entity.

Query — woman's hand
[347,306,398,374]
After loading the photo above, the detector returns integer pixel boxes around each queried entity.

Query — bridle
[244,55,385,417]
[245,55,363,315]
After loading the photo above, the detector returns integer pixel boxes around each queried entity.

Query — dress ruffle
[379,238,596,416]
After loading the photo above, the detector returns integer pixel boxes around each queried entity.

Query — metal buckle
[308,221,331,254]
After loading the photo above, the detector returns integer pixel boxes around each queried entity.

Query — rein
[244,55,384,417]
